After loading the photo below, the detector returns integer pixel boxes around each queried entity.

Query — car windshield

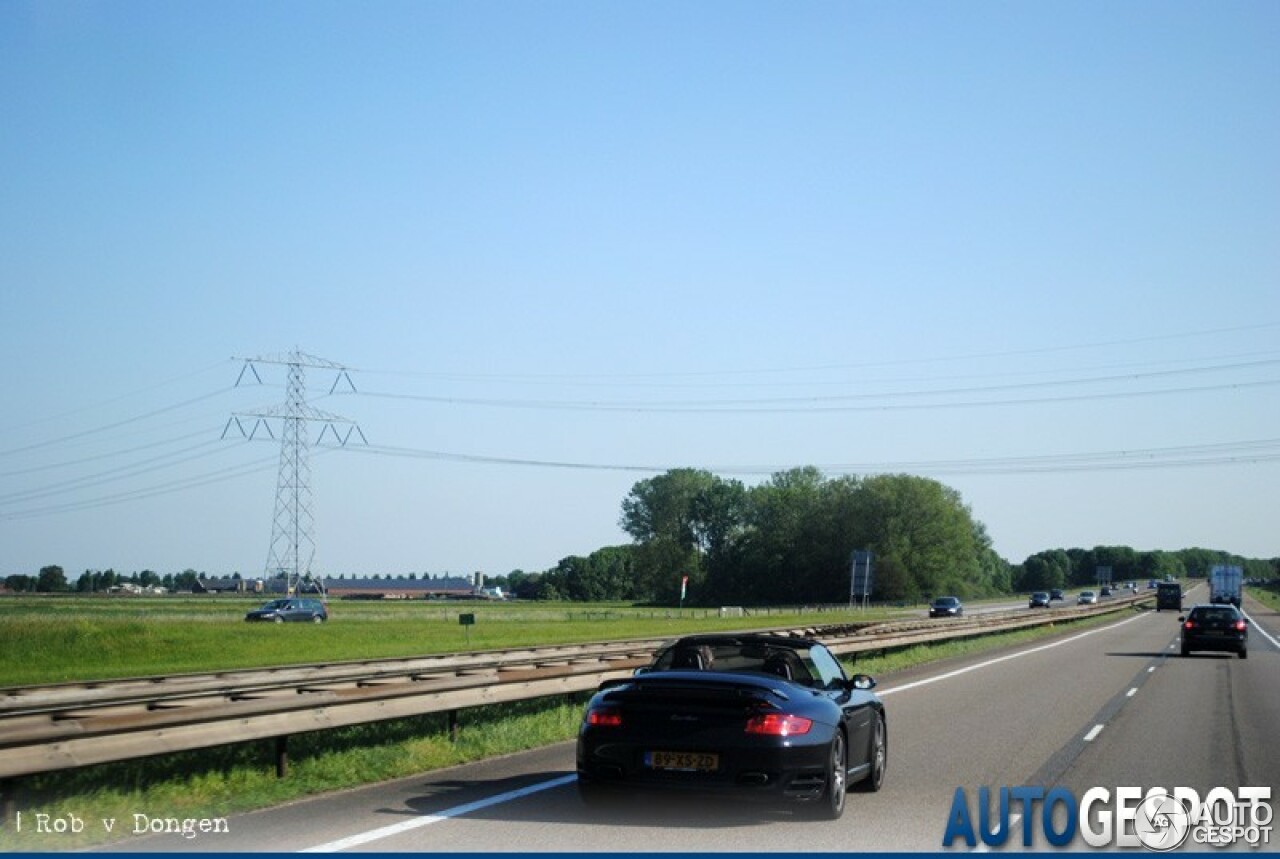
[934,597,959,607]
[651,642,816,685]
[260,600,289,610]
[1191,608,1238,623]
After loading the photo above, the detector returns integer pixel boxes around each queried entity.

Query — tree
[4,574,35,593]
[1015,550,1071,591]
[856,475,985,602]
[36,565,68,593]
[620,469,746,603]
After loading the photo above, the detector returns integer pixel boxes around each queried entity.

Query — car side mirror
[1177,616,1185,622]
[848,674,876,691]
[633,666,651,676]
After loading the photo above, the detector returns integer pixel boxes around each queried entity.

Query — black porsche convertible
[576,633,886,820]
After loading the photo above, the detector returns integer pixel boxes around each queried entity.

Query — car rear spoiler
[597,671,792,703]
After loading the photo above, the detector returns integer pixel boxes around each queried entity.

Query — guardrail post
[1,779,15,828]
[275,736,289,778]
[448,710,459,742]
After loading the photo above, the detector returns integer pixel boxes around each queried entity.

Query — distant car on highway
[1156,581,1182,612]
[1049,589,1065,602]
[1179,604,1248,659]
[1077,591,1098,605]
[1100,586,1113,597]
[576,633,886,819]
[1029,592,1051,609]
[929,596,964,618]
[245,598,328,623]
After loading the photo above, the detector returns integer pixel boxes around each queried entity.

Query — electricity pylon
[223,351,366,597]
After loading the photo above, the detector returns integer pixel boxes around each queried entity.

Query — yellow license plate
[646,751,719,771]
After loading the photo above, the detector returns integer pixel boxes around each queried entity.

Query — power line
[337,437,1280,478]
[0,387,236,460]
[0,453,282,521]
[0,359,235,436]
[351,320,1280,382]
[351,370,1280,414]
[0,439,230,507]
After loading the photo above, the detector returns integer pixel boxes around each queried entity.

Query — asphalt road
[103,586,1280,853]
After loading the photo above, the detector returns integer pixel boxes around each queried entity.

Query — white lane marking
[1126,688,1138,698]
[973,813,1023,852]
[301,774,577,852]
[1083,724,1104,742]
[878,613,1144,698]
[1148,666,1156,673]
[1242,609,1280,651]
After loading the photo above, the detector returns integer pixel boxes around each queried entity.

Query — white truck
[1208,564,1243,608]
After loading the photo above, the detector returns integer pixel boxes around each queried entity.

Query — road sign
[850,550,874,608]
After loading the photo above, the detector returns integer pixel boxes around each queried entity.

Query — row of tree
[3,567,203,594]
[496,468,1009,604]
[11,468,1278,605]
[1013,546,1274,592]
[489,468,1277,606]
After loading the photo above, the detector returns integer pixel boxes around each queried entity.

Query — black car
[1155,582,1182,612]
[1049,589,1065,601]
[1180,604,1248,659]
[244,598,328,623]
[1029,591,1051,609]
[576,634,886,820]
[929,596,964,618]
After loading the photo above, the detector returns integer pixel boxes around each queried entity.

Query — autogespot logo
[942,785,1273,850]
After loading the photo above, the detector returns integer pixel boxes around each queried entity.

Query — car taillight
[744,714,813,736]
[586,707,622,727]
[1183,621,1196,630]
[1234,620,1247,632]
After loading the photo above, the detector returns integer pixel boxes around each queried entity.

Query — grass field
[0,595,921,686]
[1247,584,1279,612]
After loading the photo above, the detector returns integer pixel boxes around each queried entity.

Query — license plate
[645,751,719,772]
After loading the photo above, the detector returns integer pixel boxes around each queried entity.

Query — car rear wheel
[312,615,323,623]
[273,616,284,624]
[1180,644,1189,657]
[1239,647,1247,659]
[857,714,886,793]
[811,731,847,820]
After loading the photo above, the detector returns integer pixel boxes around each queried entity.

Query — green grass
[0,604,1124,851]
[0,697,585,851]
[1247,584,1280,612]
[0,595,906,686]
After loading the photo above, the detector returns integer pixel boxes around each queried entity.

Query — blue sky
[2,1,1278,581]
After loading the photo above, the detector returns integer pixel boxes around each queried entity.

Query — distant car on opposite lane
[245,598,328,623]
[1077,591,1098,605]
[1028,592,1051,609]
[929,596,964,618]
[1049,589,1065,601]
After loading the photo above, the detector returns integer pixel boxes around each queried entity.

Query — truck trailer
[1208,564,1243,608]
